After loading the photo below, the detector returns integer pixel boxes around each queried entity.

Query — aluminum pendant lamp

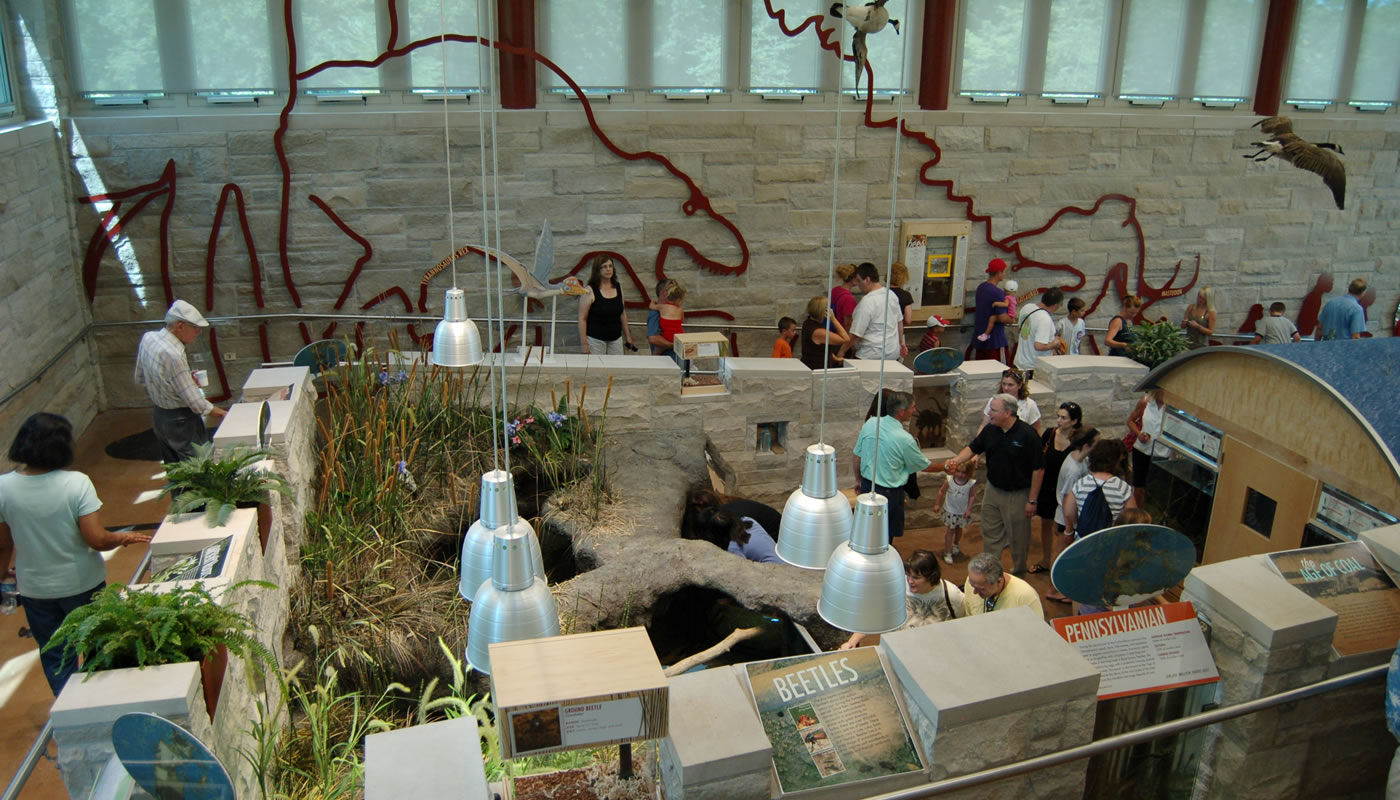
[458,469,546,601]
[432,288,483,367]
[817,493,908,634]
[777,444,854,569]
[466,526,560,675]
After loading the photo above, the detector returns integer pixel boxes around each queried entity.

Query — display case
[672,332,730,397]
[1144,406,1223,563]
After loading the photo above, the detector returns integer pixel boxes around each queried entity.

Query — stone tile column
[660,666,772,800]
[882,606,1100,799]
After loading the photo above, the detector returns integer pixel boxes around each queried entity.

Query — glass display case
[1144,407,1223,563]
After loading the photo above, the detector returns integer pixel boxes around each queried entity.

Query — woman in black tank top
[577,256,635,355]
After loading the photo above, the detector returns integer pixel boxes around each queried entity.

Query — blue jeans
[858,478,906,540]
[21,582,105,695]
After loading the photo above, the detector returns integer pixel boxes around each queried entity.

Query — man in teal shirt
[852,390,943,539]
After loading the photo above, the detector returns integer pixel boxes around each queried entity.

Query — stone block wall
[14,102,1386,419]
[0,121,99,440]
[1183,553,1393,800]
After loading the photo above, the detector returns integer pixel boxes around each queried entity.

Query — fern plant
[1127,320,1190,368]
[163,442,291,526]
[44,581,278,676]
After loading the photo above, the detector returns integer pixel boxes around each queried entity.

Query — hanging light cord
[483,0,514,510]
[461,0,499,469]
[866,16,911,499]
[817,23,846,446]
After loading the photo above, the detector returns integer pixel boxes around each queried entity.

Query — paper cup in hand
[192,369,209,388]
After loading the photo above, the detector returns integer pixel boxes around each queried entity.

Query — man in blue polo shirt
[1318,278,1367,340]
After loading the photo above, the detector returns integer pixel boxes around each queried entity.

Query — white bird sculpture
[830,1,901,96]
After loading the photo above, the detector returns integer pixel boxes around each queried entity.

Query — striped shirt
[135,328,212,414]
[1070,474,1133,526]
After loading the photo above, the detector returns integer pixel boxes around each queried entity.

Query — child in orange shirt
[773,317,798,358]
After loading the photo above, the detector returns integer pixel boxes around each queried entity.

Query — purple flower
[396,460,409,476]
[378,370,390,386]
[395,370,409,384]
[546,411,566,428]
[506,419,521,436]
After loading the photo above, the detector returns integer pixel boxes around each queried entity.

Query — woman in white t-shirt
[1126,389,1167,509]
[977,367,1042,434]
[1062,439,1136,539]
[840,550,964,649]
[0,414,151,694]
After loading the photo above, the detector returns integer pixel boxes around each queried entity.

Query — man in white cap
[134,300,226,463]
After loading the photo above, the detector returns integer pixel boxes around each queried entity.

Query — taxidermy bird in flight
[830,1,900,96]
[1242,116,1346,210]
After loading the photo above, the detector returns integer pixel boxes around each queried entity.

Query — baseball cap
[165,299,210,328]
[987,258,1008,273]
[926,315,949,328]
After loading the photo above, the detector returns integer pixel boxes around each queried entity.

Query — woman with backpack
[1061,439,1136,541]
[1044,427,1099,605]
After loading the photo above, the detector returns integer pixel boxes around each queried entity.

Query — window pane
[189,0,276,90]
[297,0,381,90]
[544,0,626,89]
[749,0,823,90]
[654,0,725,88]
[1195,0,1265,99]
[407,0,480,89]
[0,21,12,109]
[1284,0,1348,101]
[1119,0,1187,96]
[1352,0,1400,102]
[1043,0,1111,94]
[69,0,162,93]
[960,0,1026,93]
[839,0,914,92]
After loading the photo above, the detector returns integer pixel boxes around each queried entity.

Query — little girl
[936,458,977,564]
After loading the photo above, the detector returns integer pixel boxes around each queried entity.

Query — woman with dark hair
[839,549,963,649]
[1032,401,1083,574]
[1045,426,1098,604]
[577,255,635,355]
[1105,295,1142,358]
[1062,439,1136,539]
[695,508,782,564]
[682,484,781,543]
[0,413,151,694]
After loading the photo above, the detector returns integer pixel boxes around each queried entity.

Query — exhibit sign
[744,648,923,795]
[1053,601,1219,700]
[1267,540,1400,657]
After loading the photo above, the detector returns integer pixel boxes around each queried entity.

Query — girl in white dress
[936,459,977,564]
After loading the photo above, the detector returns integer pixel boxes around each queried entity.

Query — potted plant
[45,581,277,718]
[163,442,292,552]
[1127,320,1190,369]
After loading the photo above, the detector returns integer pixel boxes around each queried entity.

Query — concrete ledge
[213,399,295,448]
[149,508,258,558]
[724,356,812,377]
[137,508,259,594]
[365,716,487,799]
[51,662,202,728]
[241,366,311,403]
[1359,524,1400,575]
[1183,556,1337,648]
[663,666,772,785]
[882,606,1099,729]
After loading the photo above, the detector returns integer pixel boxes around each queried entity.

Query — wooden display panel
[1203,436,1320,565]
[898,219,972,324]
[489,627,668,758]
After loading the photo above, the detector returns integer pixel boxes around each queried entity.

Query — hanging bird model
[1242,116,1346,210]
[829,1,900,96]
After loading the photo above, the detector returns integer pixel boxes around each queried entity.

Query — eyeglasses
[1059,402,1080,411]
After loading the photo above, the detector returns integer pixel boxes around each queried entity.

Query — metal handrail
[870,662,1387,799]
[0,550,154,800]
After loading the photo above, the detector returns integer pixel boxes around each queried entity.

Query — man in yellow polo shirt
[962,552,1043,618]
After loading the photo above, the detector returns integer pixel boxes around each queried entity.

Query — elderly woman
[0,413,150,694]
[977,367,1042,435]
[577,255,635,355]
[800,295,850,371]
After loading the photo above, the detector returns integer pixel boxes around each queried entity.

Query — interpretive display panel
[1267,540,1400,657]
[1053,601,1219,700]
[744,648,924,795]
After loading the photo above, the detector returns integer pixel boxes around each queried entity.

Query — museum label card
[1053,601,1219,700]
[744,648,923,795]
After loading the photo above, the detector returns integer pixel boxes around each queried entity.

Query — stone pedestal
[365,716,488,799]
[51,662,211,800]
[881,606,1100,799]
[1031,355,1149,442]
[1183,548,1394,800]
[659,666,772,800]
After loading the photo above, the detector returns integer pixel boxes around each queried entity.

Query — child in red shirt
[918,316,948,352]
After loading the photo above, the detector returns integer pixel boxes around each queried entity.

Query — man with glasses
[946,393,1045,578]
[135,300,226,463]
[961,552,1043,618]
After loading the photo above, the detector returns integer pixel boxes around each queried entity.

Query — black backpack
[1075,479,1115,538]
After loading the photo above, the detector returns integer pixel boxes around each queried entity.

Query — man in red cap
[973,259,1013,361]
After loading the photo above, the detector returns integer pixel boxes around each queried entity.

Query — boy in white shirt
[1057,297,1086,355]
[1250,302,1300,345]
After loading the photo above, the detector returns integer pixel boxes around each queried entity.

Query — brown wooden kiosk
[1134,339,1399,564]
